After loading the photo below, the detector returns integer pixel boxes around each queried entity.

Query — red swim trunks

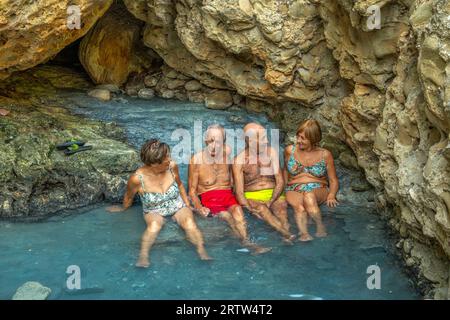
[199,189,239,216]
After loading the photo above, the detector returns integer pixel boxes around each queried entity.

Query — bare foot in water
[135,256,150,268]
[251,245,272,255]
[299,234,314,242]
[198,249,213,261]
[243,240,271,255]
[315,224,328,238]
[315,230,328,238]
[283,234,296,245]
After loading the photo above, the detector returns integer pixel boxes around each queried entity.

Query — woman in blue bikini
[107,139,211,267]
[284,120,339,241]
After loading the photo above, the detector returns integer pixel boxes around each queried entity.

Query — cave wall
[0,0,448,298]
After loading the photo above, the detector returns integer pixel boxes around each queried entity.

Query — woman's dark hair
[140,139,170,165]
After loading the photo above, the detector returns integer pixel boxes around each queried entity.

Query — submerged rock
[95,84,122,94]
[12,282,51,300]
[88,89,111,101]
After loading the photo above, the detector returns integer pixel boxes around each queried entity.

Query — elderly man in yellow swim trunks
[232,123,295,243]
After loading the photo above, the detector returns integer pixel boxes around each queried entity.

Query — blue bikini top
[286,144,327,178]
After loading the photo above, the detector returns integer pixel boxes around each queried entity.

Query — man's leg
[248,199,292,239]
[217,210,241,239]
[271,198,291,235]
[228,205,271,254]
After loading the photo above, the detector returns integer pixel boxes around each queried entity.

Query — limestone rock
[125,72,145,97]
[205,90,234,110]
[144,74,160,87]
[12,282,51,300]
[123,0,343,105]
[166,79,186,90]
[319,0,450,297]
[0,66,140,219]
[88,89,111,101]
[137,88,155,99]
[184,80,203,91]
[160,89,175,99]
[79,3,153,85]
[0,0,113,79]
[95,84,121,94]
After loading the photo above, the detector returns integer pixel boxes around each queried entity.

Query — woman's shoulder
[129,170,143,185]
[169,160,178,170]
[133,167,144,176]
[318,147,333,159]
[284,144,294,154]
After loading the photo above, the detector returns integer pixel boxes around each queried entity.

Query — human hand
[106,205,124,213]
[326,195,339,208]
[196,206,211,217]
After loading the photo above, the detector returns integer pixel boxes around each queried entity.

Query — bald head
[243,122,268,154]
[243,122,265,133]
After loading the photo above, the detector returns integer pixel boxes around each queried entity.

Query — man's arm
[268,147,284,207]
[188,155,209,216]
[232,154,250,208]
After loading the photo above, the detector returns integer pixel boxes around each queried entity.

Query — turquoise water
[0,95,420,299]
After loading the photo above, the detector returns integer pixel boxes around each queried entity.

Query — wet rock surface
[0,66,139,220]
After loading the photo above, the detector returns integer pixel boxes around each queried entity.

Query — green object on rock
[68,144,79,151]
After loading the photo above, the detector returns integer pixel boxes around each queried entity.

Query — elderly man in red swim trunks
[188,124,270,254]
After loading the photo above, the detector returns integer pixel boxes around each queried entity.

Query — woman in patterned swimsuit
[284,120,339,242]
[107,139,211,267]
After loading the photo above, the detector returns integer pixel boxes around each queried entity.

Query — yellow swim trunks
[244,188,286,202]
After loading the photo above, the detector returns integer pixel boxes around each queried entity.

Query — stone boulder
[0,0,113,79]
[78,3,153,85]
[88,89,111,101]
[205,90,234,110]
[138,88,155,99]
[0,66,140,219]
[12,282,51,300]
[185,80,203,92]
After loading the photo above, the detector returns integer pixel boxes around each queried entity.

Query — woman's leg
[137,213,165,268]
[173,207,212,260]
[286,191,312,241]
[227,205,271,254]
[303,187,328,237]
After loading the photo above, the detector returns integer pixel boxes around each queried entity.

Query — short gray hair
[206,124,226,142]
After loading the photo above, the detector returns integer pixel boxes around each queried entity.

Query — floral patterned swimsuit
[136,168,185,217]
[285,144,328,193]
